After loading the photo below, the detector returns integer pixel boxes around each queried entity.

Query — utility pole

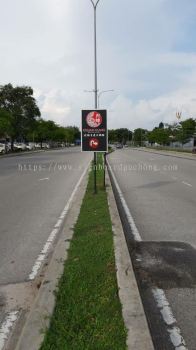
[89,0,101,194]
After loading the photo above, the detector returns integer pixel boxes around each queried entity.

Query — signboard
[81,110,107,152]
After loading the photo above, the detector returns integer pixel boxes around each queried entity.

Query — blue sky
[0,0,196,130]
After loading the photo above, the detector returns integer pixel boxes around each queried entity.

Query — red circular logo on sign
[89,138,99,149]
[86,111,102,128]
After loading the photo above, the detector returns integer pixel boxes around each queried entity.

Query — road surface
[108,148,196,350]
[0,148,91,285]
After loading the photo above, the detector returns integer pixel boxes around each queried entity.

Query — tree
[30,119,58,147]
[159,122,164,129]
[148,127,170,145]
[178,118,196,144]
[108,128,132,144]
[133,128,147,146]
[0,109,12,138]
[0,84,41,149]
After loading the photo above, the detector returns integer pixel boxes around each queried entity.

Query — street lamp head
[98,89,114,97]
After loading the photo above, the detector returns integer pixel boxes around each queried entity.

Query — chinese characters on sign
[81,110,108,152]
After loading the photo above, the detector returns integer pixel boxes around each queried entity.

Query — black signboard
[81,110,107,152]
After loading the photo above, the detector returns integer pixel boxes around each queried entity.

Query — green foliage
[148,127,170,145]
[108,128,132,144]
[147,119,196,146]
[0,84,40,142]
[27,119,80,144]
[133,128,148,146]
[0,109,12,137]
[0,84,80,146]
[176,118,196,144]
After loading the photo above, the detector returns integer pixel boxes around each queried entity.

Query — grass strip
[40,154,127,350]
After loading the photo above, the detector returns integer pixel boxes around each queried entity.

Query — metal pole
[94,5,98,109]
[103,151,106,190]
[90,0,100,194]
[94,5,97,194]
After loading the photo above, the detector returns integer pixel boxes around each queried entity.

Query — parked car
[42,143,50,149]
[34,143,41,149]
[14,143,27,151]
[0,143,6,154]
[116,144,123,149]
[26,143,35,150]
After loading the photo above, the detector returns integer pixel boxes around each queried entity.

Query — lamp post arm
[95,0,101,8]
[90,0,100,8]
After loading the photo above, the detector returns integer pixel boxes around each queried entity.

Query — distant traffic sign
[81,110,107,152]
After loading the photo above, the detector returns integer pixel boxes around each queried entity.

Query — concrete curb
[11,167,89,350]
[106,169,154,350]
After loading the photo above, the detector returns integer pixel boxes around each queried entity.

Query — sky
[1,0,196,130]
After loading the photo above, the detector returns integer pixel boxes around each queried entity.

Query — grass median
[40,154,127,350]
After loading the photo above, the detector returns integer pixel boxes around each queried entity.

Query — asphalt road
[108,148,196,350]
[0,148,91,285]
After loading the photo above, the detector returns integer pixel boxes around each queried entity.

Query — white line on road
[28,160,90,281]
[54,219,63,228]
[108,159,188,349]
[182,181,192,187]
[0,311,19,350]
[39,177,49,181]
[153,288,187,349]
[108,161,142,242]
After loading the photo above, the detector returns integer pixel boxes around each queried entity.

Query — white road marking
[108,159,188,349]
[0,311,19,350]
[28,160,90,281]
[108,161,142,242]
[153,289,187,349]
[39,177,49,181]
[47,228,58,242]
[55,219,63,228]
[182,181,192,187]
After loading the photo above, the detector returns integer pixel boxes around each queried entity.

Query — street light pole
[90,0,100,109]
[90,0,100,194]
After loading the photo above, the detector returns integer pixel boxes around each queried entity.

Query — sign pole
[103,152,106,190]
[94,152,97,194]
[90,0,100,194]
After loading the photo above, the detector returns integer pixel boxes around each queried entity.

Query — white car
[26,143,35,150]
[0,143,6,154]
[14,143,27,151]
[42,143,50,149]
